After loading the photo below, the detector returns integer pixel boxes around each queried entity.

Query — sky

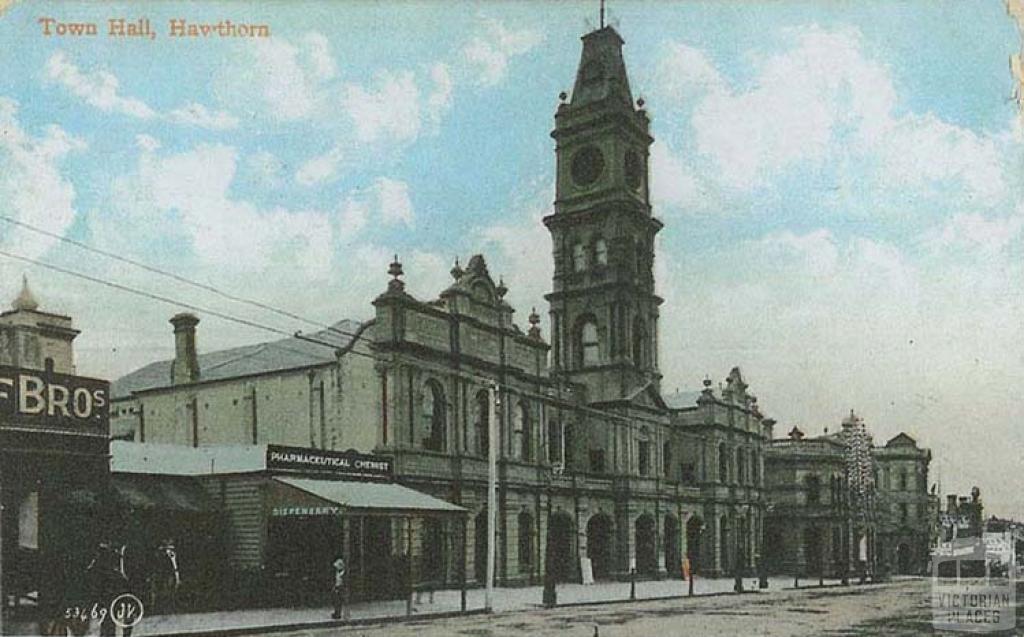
[1,1,1022,517]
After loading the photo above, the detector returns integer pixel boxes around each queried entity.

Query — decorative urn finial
[450,257,464,281]
[387,255,405,292]
[528,307,542,339]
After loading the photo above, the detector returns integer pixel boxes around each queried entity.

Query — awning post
[460,516,467,612]
[406,517,413,617]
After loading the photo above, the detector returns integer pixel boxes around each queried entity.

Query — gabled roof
[112,319,366,400]
[663,388,704,410]
[886,432,918,448]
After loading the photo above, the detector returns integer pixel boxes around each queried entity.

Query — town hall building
[107,23,930,598]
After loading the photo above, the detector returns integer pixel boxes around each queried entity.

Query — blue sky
[1,1,1022,517]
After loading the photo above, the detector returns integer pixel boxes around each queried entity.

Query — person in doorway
[330,555,346,620]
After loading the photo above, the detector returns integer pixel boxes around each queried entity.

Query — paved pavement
[0,576,870,636]
[283,578,955,637]
[133,575,851,636]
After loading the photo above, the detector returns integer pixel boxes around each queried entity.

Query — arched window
[579,320,600,366]
[518,511,534,573]
[421,380,446,452]
[572,242,586,272]
[632,318,647,367]
[474,390,490,457]
[736,448,746,484]
[719,444,729,483]
[899,471,908,491]
[513,401,532,462]
[594,238,608,266]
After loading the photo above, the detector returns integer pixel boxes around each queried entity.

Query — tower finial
[12,274,39,311]
[600,0,605,28]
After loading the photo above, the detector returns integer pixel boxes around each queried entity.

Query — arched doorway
[804,526,822,576]
[896,543,911,574]
[586,513,614,580]
[686,516,704,575]
[546,512,575,583]
[474,509,488,584]
[635,514,657,575]
[664,515,681,578]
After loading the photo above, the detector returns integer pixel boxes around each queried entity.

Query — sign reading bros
[0,365,109,436]
[266,444,393,480]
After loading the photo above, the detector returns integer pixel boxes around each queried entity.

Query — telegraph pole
[485,383,499,612]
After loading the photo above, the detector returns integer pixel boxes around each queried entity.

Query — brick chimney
[170,313,200,385]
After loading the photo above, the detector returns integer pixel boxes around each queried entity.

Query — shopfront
[111,443,467,608]
[0,365,111,631]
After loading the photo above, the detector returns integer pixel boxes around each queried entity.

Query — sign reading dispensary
[0,365,109,437]
[266,444,393,480]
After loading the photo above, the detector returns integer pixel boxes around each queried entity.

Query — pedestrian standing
[330,556,346,620]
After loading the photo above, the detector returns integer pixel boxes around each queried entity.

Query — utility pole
[485,383,499,612]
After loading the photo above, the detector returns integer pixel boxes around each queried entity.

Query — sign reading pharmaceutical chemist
[0,365,109,436]
[266,444,393,480]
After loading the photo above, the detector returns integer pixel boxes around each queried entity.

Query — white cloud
[462,18,542,86]
[44,51,156,119]
[295,146,344,186]
[0,97,85,262]
[475,180,555,322]
[217,36,328,122]
[338,177,416,236]
[104,143,335,278]
[342,70,422,143]
[655,43,726,103]
[374,177,415,226]
[45,52,240,131]
[302,32,337,82]
[426,63,453,127]
[168,102,239,130]
[649,140,703,213]
[924,210,1024,254]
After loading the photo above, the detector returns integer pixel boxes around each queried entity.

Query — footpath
[135,575,858,637]
[6,575,893,637]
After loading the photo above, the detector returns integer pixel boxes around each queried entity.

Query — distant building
[765,414,936,577]
[873,432,935,574]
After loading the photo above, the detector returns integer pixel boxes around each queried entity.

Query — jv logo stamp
[931,537,1016,633]
[110,593,145,629]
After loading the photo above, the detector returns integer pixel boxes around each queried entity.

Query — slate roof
[111,319,367,400]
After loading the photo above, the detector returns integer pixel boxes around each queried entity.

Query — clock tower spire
[544,24,663,404]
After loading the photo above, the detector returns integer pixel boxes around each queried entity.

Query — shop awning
[111,474,214,513]
[274,477,465,516]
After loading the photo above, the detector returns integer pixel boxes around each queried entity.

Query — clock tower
[544,25,663,404]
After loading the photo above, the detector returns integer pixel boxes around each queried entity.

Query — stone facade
[874,433,935,574]
[764,419,936,578]
[764,426,852,577]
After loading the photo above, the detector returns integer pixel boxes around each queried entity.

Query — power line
[0,248,661,425]
[0,248,350,353]
[0,214,349,337]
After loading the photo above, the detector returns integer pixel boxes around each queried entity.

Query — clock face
[571,145,604,187]
[624,150,643,189]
